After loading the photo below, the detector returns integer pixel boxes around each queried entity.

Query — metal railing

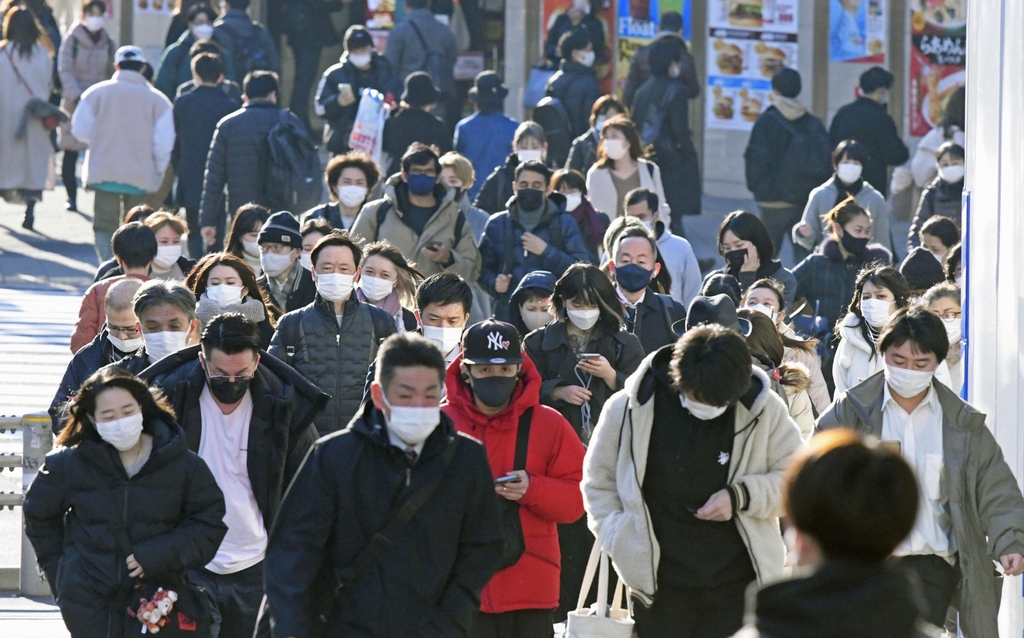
[0,413,54,596]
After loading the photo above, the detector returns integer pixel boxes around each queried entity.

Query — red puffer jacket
[442,353,586,614]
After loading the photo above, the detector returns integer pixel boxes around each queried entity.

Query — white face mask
[338,184,368,208]
[153,245,182,269]
[749,303,776,321]
[939,164,965,184]
[191,23,214,40]
[521,310,550,332]
[603,138,629,161]
[83,15,104,32]
[955,275,964,288]
[669,63,681,78]
[143,329,189,363]
[942,316,962,346]
[884,363,934,398]
[360,275,395,302]
[242,239,261,258]
[107,330,144,354]
[576,50,596,67]
[299,251,313,271]
[563,192,582,212]
[860,298,894,329]
[640,218,654,232]
[422,325,463,356]
[261,251,296,277]
[95,412,145,452]
[316,272,355,302]
[836,162,863,184]
[567,308,600,331]
[348,52,372,69]
[681,394,729,421]
[517,148,544,163]
[382,393,440,448]
[206,283,244,307]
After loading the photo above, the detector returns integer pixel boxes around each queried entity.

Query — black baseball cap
[461,319,524,365]
[674,294,752,337]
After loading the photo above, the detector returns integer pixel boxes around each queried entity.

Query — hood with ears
[443,351,543,431]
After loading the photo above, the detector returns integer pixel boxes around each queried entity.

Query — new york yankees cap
[461,319,524,365]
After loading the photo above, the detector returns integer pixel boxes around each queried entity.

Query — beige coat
[57,24,114,152]
[582,348,804,604]
[0,43,53,192]
[352,174,481,282]
[818,372,1024,638]
[585,158,671,221]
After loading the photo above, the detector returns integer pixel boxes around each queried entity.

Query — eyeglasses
[108,324,140,338]
[259,244,293,255]
[208,374,255,383]
[935,310,962,321]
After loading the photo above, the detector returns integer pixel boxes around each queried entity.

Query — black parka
[23,418,227,638]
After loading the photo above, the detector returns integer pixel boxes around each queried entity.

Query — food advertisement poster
[544,0,617,93]
[829,0,886,63]
[705,0,799,132]
[615,0,692,95]
[134,0,170,14]
[908,0,966,136]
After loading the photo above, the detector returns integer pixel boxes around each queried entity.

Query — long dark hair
[844,265,911,359]
[2,6,45,57]
[595,116,646,168]
[225,204,270,259]
[57,368,176,448]
[718,210,775,265]
[942,87,966,139]
[552,262,624,333]
[185,252,279,325]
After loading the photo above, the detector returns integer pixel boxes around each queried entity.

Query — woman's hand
[740,243,760,273]
[796,222,812,238]
[577,355,617,388]
[552,385,593,405]
[126,554,145,578]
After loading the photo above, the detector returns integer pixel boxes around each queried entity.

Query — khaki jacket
[817,372,1024,638]
[352,174,480,282]
[582,347,804,604]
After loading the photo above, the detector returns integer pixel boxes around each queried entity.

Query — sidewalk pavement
[0,595,68,637]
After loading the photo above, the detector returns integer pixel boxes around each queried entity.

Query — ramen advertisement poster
[908,0,966,136]
[705,0,799,132]
[829,0,887,63]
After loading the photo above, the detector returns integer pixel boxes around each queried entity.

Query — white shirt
[616,286,646,309]
[198,386,268,574]
[386,427,426,457]
[881,383,956,561]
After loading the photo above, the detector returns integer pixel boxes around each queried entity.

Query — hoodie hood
[751,562,926,638]
[443,351,543,431]
[382,172,457,213]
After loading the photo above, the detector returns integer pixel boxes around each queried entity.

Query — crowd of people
[0,1,1001,637]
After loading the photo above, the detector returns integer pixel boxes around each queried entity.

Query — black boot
[22,201,35,230]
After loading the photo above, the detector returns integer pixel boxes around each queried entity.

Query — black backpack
[771,112,833,205]
[218,21,276,79]
[640,82,680,147]
[265,109,323,212]
[532,97,573,168]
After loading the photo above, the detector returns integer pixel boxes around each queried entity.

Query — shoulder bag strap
[408,19,432,68]
[373,200,391,241]
[3,45,37,98]
[513,407,532,470]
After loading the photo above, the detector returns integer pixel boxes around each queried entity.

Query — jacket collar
[382,173,456,216]
[838,312,876,354]
[820,237,893,264]
[509,195,566,229]
[559,59,596,77]
[76,416,186,477]
[840,371,984,435]
[350,398,457,463]
[113,69,148,84]
[443,352,543,431]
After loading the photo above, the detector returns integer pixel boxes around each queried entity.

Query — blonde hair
[145,211,189,236]
[439,152,475,187]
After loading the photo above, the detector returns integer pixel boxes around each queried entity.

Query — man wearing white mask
[416,272,473,367]
[255,211,316,312]
[269,231,396,435]
[130,279,201,367]
[141,313,325,638]
[265,332,504,638]
[817,307,1024,638]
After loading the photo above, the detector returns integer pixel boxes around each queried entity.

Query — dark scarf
[832,175,865,207]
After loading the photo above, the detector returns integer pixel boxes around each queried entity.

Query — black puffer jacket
[268,295,396,435]
[545,60,602,139]
[199,101,297,228]
[48,330,142,432]
[140,345,327,527]
[524,320,644,443]
[625,291,686,356]
[23,418,227,638]
[173,85,241,211]
[316,52,402,155]
[265,402,504,638]
[908,176,964,249]
[792,237,892,333]
[474,153,519,215]
[381,107,452,176]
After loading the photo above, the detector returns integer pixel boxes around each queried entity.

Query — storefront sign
[829,0,886,63]
[614,0,692,96]
[908,0,966,136]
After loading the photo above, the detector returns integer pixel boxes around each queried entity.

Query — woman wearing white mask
[303,151,381,231]
[523,263,643,444]
[910,86,965,191]
[57,0,115,214]
[356,241,424,332]
[833,266,913,395]
[585,115,670,221]
[909,142,965,251]
[923,282,963,394]
[224,203,270,277]
[153,4,220,101]
[188,252,278,349]
[793,139,890,261]
[545,28,602,139]
[299,218,331,273]
[552,168,608,263]
[24,367,227,638]
[567,95,626,176]
[475,121,549,214]
[144,212,195,281]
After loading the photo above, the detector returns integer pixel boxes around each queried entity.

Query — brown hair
[590,95,626,127]
[185,252,279,326]
[57,367,176,448]
[362,241,424,309]
[325,151,381,201]
[145,211,189,236]
[2,7,49,57]
[595,115,645,168]
[823,198,871,238]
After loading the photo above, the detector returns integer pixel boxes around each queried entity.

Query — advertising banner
[908,0,966,136]
[705,0,799,132]
[614,0,692,95]
[829,0,886,63]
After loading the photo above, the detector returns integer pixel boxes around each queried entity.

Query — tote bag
[565,542,634,638]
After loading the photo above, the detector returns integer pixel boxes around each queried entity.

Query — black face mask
[724,248,747,270]
[840,233,869,256]
[207,374,252,404]
[469,373,518,407]
[516,189,545,212]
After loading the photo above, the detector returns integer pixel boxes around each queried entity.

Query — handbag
[494,407,532,571]
[3,44,66,132]
[565,542,634,638]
